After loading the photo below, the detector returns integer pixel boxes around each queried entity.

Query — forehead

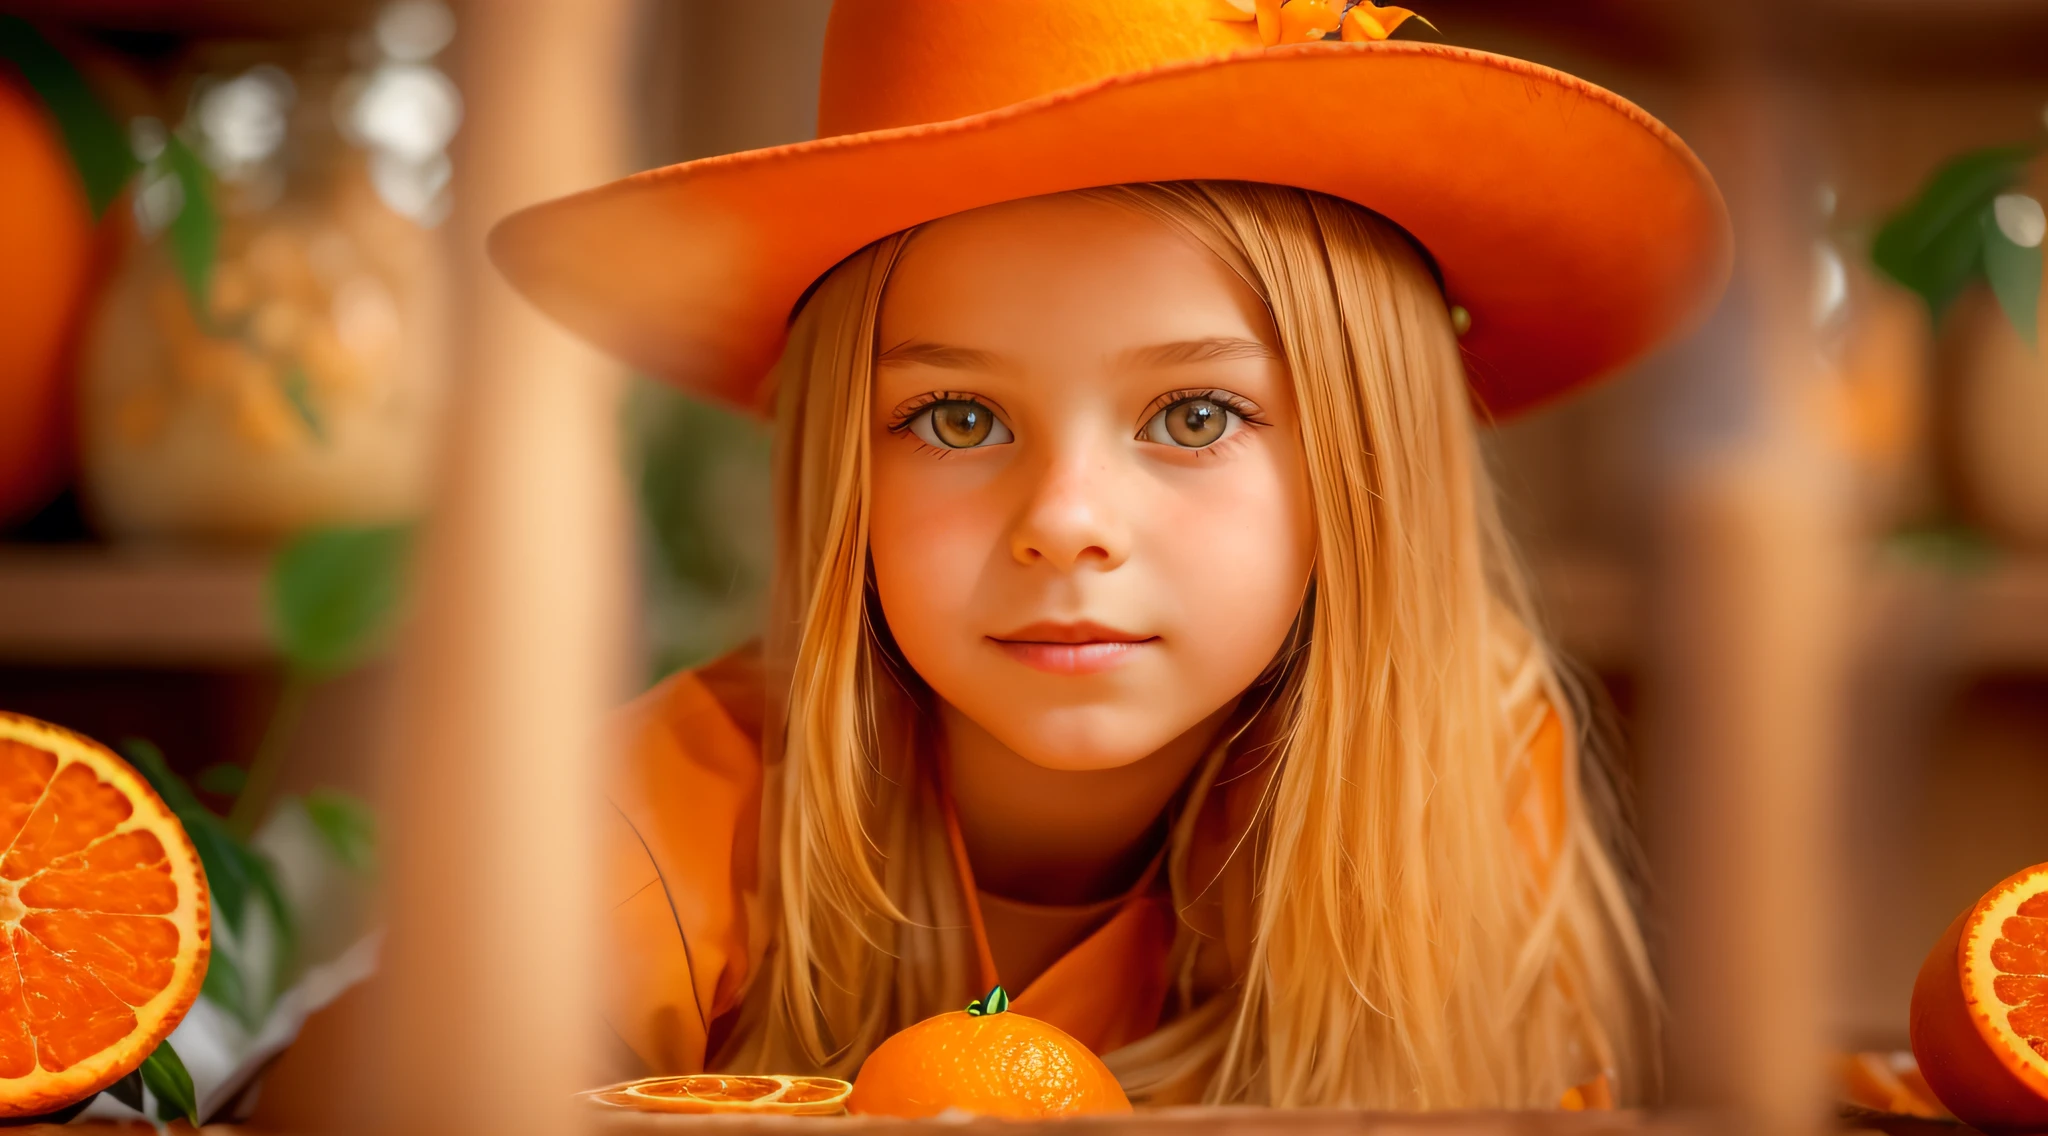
[878,193,1271,350]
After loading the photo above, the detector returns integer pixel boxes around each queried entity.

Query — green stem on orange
[966,984,1010,1016]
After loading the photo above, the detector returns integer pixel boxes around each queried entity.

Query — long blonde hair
[720,181,1659,1109]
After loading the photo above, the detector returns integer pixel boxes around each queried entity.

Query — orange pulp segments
[1960,866,2048,1095]
[0,714,211,1119]
[1912,861,2048,1132]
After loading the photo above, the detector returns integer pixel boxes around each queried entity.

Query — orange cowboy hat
[489,0,1731,419]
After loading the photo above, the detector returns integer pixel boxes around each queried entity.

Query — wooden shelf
[2,544,2046,675]
[0,547,275,666]
[587,1109,1713,1135]
[0,0,378,37]
[1533,549,2048,677]
[1438,0,2048,80]
[1940,560,2048,673]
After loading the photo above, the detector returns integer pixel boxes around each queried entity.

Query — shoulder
[602,644,769,1073]
[611,642,767,817]
[608,645,768,899]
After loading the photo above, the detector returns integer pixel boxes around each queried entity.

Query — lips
[987,621,1157,676]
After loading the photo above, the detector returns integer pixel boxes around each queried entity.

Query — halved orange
[1911,861,2048,1133]
[0,714,210,1118]
[582,1074,852,1115]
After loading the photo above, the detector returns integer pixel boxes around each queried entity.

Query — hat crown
[818,0,1260,137]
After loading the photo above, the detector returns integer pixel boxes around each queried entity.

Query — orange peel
[1911,862,2048,1133]
[848,985,1130,1118]
[0,714,211,1119]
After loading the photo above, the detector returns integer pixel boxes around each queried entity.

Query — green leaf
[122,737,297,1023]
[247,861,295,1016]
[1981,197,2043,350]
[125,739,252,931]
[1872,144,2039,318]
[304,788,377,874]
[633,390,770,596]
[268,524,413,674]
[121,738,196,813]
[279,363,326,442]
[1882,522,2000,576]
[193,853,290,1030]
[626,378,774,680]
[196,762,248,797]
[161,132,219,320]
[140,1039,199,1126]
[199,943,255,1030]
[0,16,138,217]
[104,1068,144,1113]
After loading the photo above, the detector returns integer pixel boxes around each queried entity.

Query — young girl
[491,0,1729,1111]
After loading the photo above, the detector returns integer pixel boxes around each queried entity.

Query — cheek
[867,447,1005,668]
[864,426,1316,770]
[1145,441,1316,680]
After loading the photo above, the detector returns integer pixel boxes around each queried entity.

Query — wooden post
[364,1,637,1134]
[1649,60,1853,1136]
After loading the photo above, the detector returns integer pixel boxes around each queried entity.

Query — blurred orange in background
[0,70,93,528]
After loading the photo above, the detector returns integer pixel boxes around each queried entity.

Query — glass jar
[78,3,459,542]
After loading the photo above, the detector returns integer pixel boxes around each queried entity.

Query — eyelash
[882,388,1269,455]
[1138,388,1270,432]
[885,391,1006,458]
[885,390,979,434]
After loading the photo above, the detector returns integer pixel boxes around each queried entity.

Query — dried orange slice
[0,714,210,1118]
[582,1074,852,1115]
[1911,861,2048,1133]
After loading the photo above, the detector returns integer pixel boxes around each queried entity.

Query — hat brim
[488,40,1730,419]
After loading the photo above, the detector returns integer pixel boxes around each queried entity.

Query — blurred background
[0,0,2044,1127]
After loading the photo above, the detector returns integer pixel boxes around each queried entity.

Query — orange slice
[0,714,210,1118]
[1911,861,2048,1133]
[582,1074,852,1115]
[1838,1050,1950,1120]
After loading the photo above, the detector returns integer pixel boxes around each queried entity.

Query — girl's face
[869,194,1316,772]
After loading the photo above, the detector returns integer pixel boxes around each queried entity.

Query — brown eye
[909,398,1012,449]
[1143,397,1237,449]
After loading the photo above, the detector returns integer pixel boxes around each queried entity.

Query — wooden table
[588,1113,1700,1135]
[0,1103,1980,1134]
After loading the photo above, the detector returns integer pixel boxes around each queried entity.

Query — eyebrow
[1119,336,1279,367]
[876,340,1003,370]
[878,336,1278,371]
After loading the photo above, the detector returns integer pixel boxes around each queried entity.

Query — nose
[1008,447,1131,572]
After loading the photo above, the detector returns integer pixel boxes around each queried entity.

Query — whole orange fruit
[848,986,1131,1118]
[0,74,95,528]
[1910,861,2048,1134]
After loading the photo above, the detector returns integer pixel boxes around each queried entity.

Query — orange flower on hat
[1342,1,1430,41]
[1215,0,1428,45]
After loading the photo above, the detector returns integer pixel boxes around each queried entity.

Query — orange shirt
[600,645,1578,1087]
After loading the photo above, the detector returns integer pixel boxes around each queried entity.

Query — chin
[989,711,1179,773]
